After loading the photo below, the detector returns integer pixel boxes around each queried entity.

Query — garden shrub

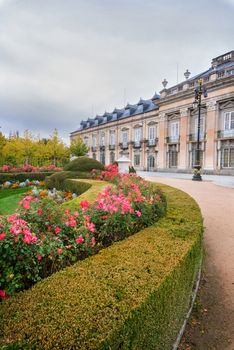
[45,171,92,190]
[0,184,203,350]
[63,179,91,195]
[64,156,104,172]
[0,172,54,184]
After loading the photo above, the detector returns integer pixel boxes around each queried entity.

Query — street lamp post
[192,79,208,181]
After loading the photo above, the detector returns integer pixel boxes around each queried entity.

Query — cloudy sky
[0,0,233,143]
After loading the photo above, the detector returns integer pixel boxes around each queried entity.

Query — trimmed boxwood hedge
[64,157,104,172]
[61,179,111,210]
[0,184,203,350]
[0,172,54,183]
[45,171,93,190]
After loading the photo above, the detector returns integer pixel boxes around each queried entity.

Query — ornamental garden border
[0,181,203,350]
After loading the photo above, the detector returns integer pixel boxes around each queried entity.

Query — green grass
[62,179,110,210]
[0,188,28,215]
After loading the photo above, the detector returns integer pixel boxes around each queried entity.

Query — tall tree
[0,132,6,165]
[70,137,89,157]
[46,129,69,166]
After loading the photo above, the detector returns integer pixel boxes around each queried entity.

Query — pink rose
[0,233,6,240]
[76,235,84,244]
[0,290,6,299]
[54,227,61,234]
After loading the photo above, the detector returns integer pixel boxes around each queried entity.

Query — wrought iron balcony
[91,146,97,152]
[109,144,116,150]
[217,130,234,139]
[146,138,158,147]
[188,133,206,142]
[133,141,141,148]
[166,136,180,144]
[119,142,129,150]
[99,145,105,151]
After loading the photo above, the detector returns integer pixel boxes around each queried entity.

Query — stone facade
[71,51,234,175]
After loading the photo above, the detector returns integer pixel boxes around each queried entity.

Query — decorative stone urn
[116,156,131,174]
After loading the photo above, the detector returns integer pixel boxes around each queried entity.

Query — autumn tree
[70,137,89,157]
[46,129,69,166]
[0,132,6,165]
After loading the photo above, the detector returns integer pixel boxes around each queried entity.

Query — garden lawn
[0,188,28,215]
[62,179,110,210]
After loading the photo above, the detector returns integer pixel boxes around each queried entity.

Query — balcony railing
[119,142,129,150]
[217,130,234,139]
[188,133,206,142]
[166,136,180,144]
[91,146,97,152]
[109,144,116,150]
[133,141,141,148]
[147,138,158,147]
[99,145,105,151]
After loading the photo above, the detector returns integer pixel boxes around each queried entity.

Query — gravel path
[144,176,234,350]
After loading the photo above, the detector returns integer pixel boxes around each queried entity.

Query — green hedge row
[0,184,203,350]
[64,157,104,172]
[0,172,54,183]
[45,171,92,190]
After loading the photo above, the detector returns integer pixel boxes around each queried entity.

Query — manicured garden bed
[0,173,165,297]
[0,183,203,350]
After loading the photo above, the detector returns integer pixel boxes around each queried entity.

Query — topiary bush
[64,157,104,172]
[63,179,91,195]
[45,171,92,190]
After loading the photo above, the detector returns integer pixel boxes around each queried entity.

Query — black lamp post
[192,79,208,181]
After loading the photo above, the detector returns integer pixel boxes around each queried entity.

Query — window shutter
[224,112,230,130]
[231,112,234,129]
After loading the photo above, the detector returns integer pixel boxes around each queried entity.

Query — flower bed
[0,164,62,173]
[0,179,44,190]
[0,184,203,350]
[0,175,166,299]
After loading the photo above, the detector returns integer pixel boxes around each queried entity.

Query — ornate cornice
[206,99,217,111]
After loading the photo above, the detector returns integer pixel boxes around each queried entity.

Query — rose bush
[0,164,62,173]
[0,171,166,300]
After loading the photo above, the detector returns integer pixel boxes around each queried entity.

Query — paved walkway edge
[173,263,202,350]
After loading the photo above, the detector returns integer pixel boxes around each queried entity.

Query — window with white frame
[148,125,156,140]
[100,133,105,146]
[194,116,205,137]
[224,111,234,130]
[92,135,97,147]
[134,154,140,166]
[122,131,128,146]
[110,132,116,145]
[170,122,179,140]
[134,128,142,142]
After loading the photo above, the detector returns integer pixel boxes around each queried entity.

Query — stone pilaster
[178,108,189,170]
[158,113,166,169]
[204,99,217,171]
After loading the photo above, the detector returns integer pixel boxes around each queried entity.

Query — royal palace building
[71,51,234,175]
